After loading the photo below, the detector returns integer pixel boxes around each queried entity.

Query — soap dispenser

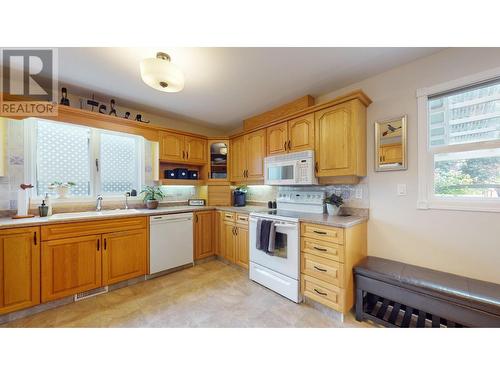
[44,192,53,216]
[38,200,49,217]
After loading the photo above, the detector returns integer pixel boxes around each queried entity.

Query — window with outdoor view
[419,74,500,211]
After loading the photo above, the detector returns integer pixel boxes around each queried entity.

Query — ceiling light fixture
[140,52,184,93]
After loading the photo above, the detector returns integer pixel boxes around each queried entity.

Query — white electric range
[249,191,325,302]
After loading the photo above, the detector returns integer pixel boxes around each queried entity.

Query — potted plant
[325,193,343,216]
[140,185,165,209]
[48,181,76,199]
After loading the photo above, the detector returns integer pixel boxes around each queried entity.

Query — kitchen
[1,8,500,371]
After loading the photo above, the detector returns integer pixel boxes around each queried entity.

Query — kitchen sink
[48,209,140,220]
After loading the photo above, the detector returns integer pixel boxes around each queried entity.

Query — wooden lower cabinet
[194,211,215,260]
[102,230,147,285]
[41,235,102,302]
[223,220,236,262]
[218,211,248,269]
[41,218,148,303]
[234,225,249,269]
[300,222,366,314]
[0,227,40,315]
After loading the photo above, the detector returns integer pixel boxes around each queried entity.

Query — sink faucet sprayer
[96,195,103,211]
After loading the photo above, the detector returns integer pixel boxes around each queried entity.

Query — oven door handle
[274,223,298,229]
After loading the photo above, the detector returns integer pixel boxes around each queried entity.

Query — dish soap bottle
[44,192,53,216]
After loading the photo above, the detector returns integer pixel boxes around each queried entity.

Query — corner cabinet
[159,130,207,164]
[0,227,40,315]
[314,99,367,178]
[230,129,266,183]
[194,211,215,260]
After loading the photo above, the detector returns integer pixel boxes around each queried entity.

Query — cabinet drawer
[301,253,344,287]
[236,214,249,226]
[301,237,344,263]
[222,211,235,223]
[301,222,344,245]
[41,216,147,241]
[301,274,344,312]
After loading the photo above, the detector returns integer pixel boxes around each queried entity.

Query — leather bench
[354,256,500,328]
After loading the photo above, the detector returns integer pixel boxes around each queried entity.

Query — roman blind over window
[428,78,500,148]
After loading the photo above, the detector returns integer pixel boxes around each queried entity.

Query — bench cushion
[354,256,500,317]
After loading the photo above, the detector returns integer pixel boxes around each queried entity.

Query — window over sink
[25,119,145,198]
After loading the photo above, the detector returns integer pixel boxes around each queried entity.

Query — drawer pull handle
[314,266,327,272]
[314,288,327,296]
[313,230,327,235]
[313,246,327,252]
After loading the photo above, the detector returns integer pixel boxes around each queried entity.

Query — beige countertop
[0,205,366,229]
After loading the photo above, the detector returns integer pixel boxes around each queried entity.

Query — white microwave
[264,150,318,185]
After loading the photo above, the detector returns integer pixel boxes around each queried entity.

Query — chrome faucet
[124,192,131,210]
[96,195,103,211]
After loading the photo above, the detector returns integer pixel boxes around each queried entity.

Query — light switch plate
[397,184,407,196]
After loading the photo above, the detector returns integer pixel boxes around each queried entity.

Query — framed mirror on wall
[375,115,408,172]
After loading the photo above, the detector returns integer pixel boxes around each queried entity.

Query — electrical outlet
[397,184,407,196]
[355,187,363,199]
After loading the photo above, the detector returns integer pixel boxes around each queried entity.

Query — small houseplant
[48,181,76,199]
[140,185,165,209]
[325,193,343,216]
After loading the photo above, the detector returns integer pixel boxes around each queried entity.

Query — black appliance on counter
[233,190,246,207]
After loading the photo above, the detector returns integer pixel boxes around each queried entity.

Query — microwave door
[266,162,295,185]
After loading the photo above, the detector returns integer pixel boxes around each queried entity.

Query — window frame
[417,67,500,213]
[25,118,145,201]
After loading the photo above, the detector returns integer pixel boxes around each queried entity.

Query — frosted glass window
[100,132,139,194]
[36,121,91,196]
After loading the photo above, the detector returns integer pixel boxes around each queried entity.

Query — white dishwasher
[149,212,193,274]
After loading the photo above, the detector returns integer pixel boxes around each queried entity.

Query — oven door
[264,161,297,185]
[249,217,299,280]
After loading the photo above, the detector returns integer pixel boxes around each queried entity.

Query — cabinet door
[223,222,236,262]
[230,135,246,181]
[185,136,207,164]
[0,227,40,315]
[41,235,101,302]
[315,103,354,176]
[102,230,147,286]
[246,129,266,180]
[235,225,249,269]
[194,211,215,260]
[288,113,314,152]
[266,122,288,155]
[159,131,185,162]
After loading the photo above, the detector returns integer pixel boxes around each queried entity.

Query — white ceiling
[58,48,442,129]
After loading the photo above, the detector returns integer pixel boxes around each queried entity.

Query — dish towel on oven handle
[256,219,275,254]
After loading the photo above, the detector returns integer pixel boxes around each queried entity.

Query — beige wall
[316,48,500,284]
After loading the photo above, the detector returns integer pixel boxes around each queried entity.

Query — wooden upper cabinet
[288,113,314,152]
[159,131,185,162]
[0,227,40,315]
[185,136,207,164]
[245,129,266,180]
[266,122,288,155]
[194,211,215,260]
[159,130,207,165]
[102,230,147,286]
[315,100,366,177]
[230,135,246,181]
[41,234,102,302]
